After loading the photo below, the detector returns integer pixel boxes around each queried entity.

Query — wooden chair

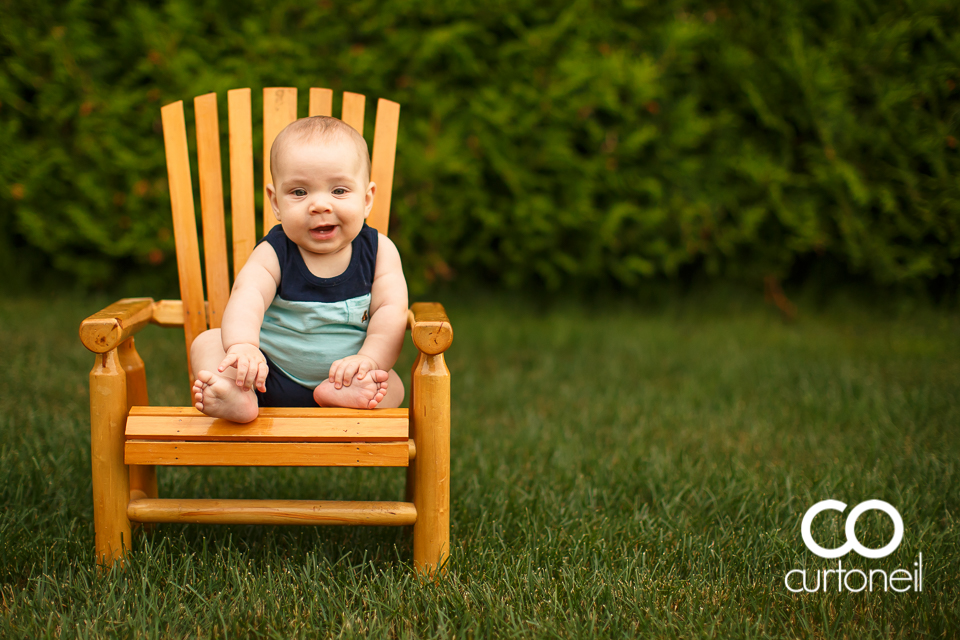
[79,88,452,574]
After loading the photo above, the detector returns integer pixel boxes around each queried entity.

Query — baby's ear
[364,181,377,218]
[265,183,281,220]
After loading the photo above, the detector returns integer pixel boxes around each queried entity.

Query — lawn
[1,289,957,638]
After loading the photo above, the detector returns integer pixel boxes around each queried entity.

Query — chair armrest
[407,302,453,355]
[80,298,155,353]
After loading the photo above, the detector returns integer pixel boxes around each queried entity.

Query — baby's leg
[190,329,260,423]
[313,369,404,409]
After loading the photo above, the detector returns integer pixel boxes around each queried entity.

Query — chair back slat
[227,88,256,277]
[309,88,333,117]
[262,87,298,235]
[193,93,230,329]
[368,99,401,236]
[160,101,208,376]
[162,89,401,374]
[341,92,366,135]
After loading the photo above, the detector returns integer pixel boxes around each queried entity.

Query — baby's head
[270,116,370,185]
[267,116,376,256]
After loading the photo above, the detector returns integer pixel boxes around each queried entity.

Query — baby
[190,116,408,423]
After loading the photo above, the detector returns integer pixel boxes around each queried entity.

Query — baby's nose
[309,197,333,213]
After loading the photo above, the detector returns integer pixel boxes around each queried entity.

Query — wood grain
[262,87,297,234]
[89,349,131,566]
[118,338,158,533]
[411,351,451,574]
[408,302,453,355]
[125,441,410,467]
[309,88,333,117]
[228,88,256,277]
[128,498,417,526]
[125,411,408,442]
[79,298,154,354]
[130,406,408,419]
[341,92,366,134]
[118,339,158,505]
[368,98,400,235]
[161,100,208,376]
[194,92,230,329]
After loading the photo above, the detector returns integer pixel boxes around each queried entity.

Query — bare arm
[328,233,408,387]
[360,233,408,369]
[219,242,281,390]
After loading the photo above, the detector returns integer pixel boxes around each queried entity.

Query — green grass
[1,289,958,638]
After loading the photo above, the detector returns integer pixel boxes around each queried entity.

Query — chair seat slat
[125,440,410,467]
[129,406,408,419]
[125,412,408,442]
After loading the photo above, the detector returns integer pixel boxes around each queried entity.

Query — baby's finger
[356,360,371,380]
[333,363,349,389]
[244,359,263,391]
[218,353,238,373]
[235,359,249,387]
[256,362,269,392]
[342,361,360,386]
[328,359,344,383]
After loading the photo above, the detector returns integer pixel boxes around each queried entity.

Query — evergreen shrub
[1,0,958,292]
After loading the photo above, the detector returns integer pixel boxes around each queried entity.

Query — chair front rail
[124,440,412,467]
[128,498,417,526]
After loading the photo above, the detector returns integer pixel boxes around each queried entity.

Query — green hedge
[1,0,958,293]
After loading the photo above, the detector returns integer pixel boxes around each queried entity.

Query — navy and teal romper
[255,223,377,407]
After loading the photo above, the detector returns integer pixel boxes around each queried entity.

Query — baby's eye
[332,187,347,195]
[292,188,307,197]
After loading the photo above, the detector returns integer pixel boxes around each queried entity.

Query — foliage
[1,0,959,292]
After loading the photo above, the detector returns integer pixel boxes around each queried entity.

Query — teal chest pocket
[347,295,372,327]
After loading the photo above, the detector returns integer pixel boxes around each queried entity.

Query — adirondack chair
[79,88,452,574]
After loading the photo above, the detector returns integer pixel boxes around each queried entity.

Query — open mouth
[310,225,337,239]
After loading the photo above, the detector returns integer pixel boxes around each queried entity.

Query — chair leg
[119,339,158,506]
[90,349,132,567]
[411,352,450,575]
[405,354,419,505]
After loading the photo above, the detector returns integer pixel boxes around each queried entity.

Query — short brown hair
[269,116,370,182]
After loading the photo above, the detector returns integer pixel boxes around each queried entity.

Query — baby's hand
[328,355,380,389]
[218,343,268,392]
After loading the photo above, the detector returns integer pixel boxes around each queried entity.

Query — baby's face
[267,137,374,258]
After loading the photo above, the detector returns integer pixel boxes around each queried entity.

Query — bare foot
[313,370,389,409]
[192,370,259,423]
